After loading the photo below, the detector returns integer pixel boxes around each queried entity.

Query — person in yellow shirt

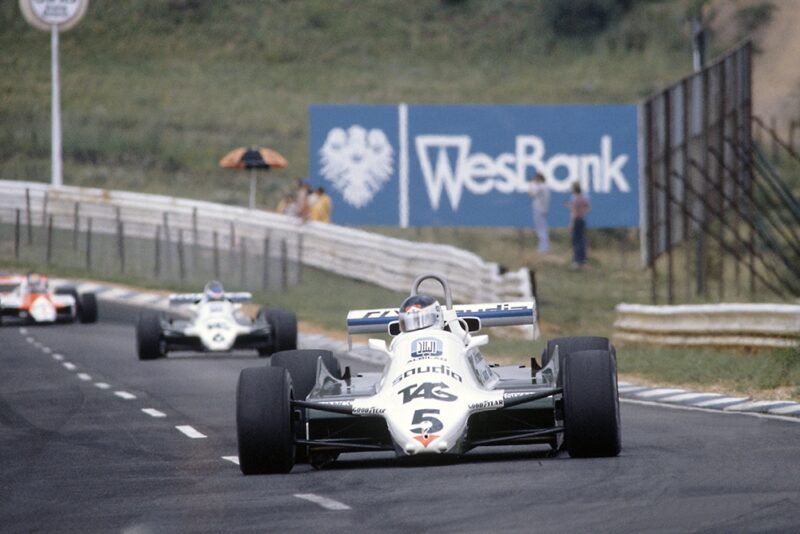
[309,186,332,223]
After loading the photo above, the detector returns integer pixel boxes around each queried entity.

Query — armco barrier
[614,303,800,348]
[0,180,532,304]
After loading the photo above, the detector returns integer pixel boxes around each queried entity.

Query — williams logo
[411,338,442,358]
[319,125,394,208]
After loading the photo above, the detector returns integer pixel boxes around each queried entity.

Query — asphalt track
[1,302,799,533]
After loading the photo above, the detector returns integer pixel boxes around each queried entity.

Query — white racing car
[135,281,297,360]
[0,273,97,325]
[235,273,621,474]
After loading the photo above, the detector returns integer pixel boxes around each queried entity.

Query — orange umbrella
[219,147,289,209]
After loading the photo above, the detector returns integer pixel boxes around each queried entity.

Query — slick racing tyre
[236,366,295,475]
[78,293,98,324]
[136,313,164,360]
[258,308,297,356]
[541,336,615,386]
[270,349,341,401]
[562,349,621,458]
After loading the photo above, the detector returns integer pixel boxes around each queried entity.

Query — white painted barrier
[0,180,532,303]
[614,302,800,348]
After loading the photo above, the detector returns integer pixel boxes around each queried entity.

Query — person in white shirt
[528,173,550,254]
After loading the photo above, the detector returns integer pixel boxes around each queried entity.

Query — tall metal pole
[51,25,63,187]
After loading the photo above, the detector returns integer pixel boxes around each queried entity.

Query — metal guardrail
[0,180,532,303]
[614,302,800,348]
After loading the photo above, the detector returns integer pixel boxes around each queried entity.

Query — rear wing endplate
[169,292,253,306]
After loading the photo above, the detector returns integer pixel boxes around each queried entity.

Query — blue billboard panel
[309,104,639,228]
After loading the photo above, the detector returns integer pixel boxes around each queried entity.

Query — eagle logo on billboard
[319,125,394,208]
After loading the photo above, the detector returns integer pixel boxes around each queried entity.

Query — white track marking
[52,353,64,361]
[659,392,720,403]
[635,388,685,399]
[19,328,27,334]
[94,382,111,390]
[621,398,800,424]
[176,425,207,439]
[141,408,166,418]
[769,404,800,415]
[114,391,137,400]
[221,456,240,465]
[693,396,749,408]
[294,493,352,511]
[25,337,34,343]
[62,362,77,371]
[724,400,792,412]
[41,347,52,354]
[77,373,92,381]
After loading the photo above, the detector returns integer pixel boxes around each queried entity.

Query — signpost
[19,0,89,187]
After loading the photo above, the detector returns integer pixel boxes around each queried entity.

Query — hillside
[1,0,723,209]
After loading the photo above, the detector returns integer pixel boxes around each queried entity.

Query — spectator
[309,186,332,223]
[565,182,591,269]
[295,180,311,220]
[276,193,299,217]
[527,173,550,253]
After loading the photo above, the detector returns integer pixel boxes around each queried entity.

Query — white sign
[20,0,89,32]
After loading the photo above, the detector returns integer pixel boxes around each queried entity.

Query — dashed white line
[52,353,64,361]
[19,328,27,334]
[77,373,92,381]
[221,456,240,465]
[25,337,34,343]
[94,382,111,390]
[294,493,351,511]
[141,408,166,418]
[41,347,52,354]
[62,362,77,371]
[114,391,137,400]
[176,425,207,439]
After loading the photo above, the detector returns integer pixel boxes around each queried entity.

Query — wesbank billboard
[309,104,639,228]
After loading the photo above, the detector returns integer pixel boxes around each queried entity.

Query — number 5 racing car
[235,274,621,474]
[0,273,98,325]
[135,281,297,360]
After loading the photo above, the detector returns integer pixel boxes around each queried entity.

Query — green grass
[1,0,701,208]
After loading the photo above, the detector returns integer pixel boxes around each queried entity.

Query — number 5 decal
[410,409,443,435]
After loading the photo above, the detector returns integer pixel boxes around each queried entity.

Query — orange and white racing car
[0,273,97,325]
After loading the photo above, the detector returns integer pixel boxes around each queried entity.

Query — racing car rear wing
[346,301,537,336]
[168,292,253,306]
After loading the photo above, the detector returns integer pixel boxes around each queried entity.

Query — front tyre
[136,313,164,360]
[78,293,98,324]
[236,366,296,475]
[563,349,621,458]
[270,349,341,401]
[259,308,298,356]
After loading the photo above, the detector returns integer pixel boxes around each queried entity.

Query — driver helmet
[398,294,443,333]
[203,280,225,301]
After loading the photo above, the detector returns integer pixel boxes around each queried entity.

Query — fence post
[72,202,80,252]
[41,192,48,229]
[46,214,54,265]
[239,236,246,287]
[162,212,171,274]
[14,209,21,259]
[229,221,236,271]
[192,207,198,269]
[25,188,32,245]
[262,235,270,291]
[117,220,125,274]
[154,225,161,278]
[177,228,185,283]
[86,217,93,270]
[280,238,288,292]
[213,230,220,279]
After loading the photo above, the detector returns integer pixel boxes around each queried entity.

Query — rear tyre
[236,366,296,475]
[258,308,297,356]
[541,336,614,368]
[78,293,98,324]
[136,313,164,360]
[563,349,621,458]
[55,286,81,322]
[270,349,340,401]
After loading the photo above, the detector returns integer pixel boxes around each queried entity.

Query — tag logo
[319,125,394,208]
